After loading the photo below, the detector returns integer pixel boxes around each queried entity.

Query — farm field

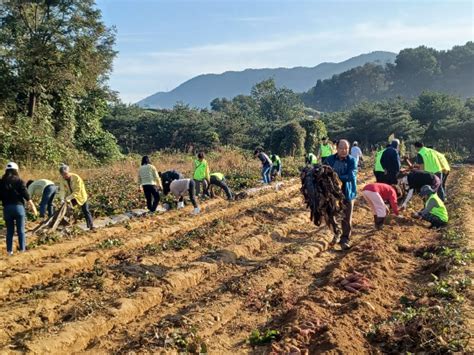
[0,167,471,354]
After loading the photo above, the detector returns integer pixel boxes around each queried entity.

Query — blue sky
[96,0,474,103]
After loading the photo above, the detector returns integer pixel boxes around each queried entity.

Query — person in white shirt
[350,141,363,168]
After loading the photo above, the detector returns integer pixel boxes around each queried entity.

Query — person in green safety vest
[317,137,335,164]
[305,152,318,166]
[208,172,233,200]
[270,154,282,180]
[413,185,448,228]
[193,151,211,199]
[373,145,389,183]
[413,142,445,201]
[429,147,451,196]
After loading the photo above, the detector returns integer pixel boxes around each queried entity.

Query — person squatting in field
[208,172,233,200]
[362,182,402,230]
[58,164,94,230]
[413,185,448,228]
[138,155,162,213]
[26,178,57,218]
[0,162,38,255]
[324,139,358,250]
[254,147,272,184]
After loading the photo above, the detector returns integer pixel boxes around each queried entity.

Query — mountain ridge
[137,50,396,108]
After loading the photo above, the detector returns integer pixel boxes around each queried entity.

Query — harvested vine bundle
[300,165,345,235]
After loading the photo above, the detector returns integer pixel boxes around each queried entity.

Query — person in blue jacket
[325,139,358,250]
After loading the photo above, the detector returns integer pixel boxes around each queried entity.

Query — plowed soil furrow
[0,193,303,350]
[0,184,299,300]
[16,205,316,354]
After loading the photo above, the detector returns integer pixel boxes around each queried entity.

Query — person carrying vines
[324,139,358,250]
[208,172,233,200]
[412,185,448,228]
[362,183,402,230]
[317,137,335,164]
[193,152,211,198]
[138,155,162,213]
[0,162,37,255]
[26,179,57,218]
[270,154,282,181]
[58,164,94,231]
[254,147,272,184]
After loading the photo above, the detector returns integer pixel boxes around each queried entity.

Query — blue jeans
[3,204,26,252]
[262,164,271,184]
[39,185,57,218]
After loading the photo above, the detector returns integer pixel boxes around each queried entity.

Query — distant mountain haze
[137,51,396,109]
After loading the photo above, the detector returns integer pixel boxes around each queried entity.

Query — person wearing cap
[193,152,211,198]
[254,147,272,184]
[413,185,448,228]
[413,142,445,201]
[138,155,162,213]
[350,141,363,168]
[317,137,335,164]
[399,170,441,210]
[26,179,57,218]
[208,172,233,200]
[58,164,94,230]
[0,162,38,255]
[325,139,358,250]
[362,183,402,230]
[305,152,318,166]
[380,139,401,184]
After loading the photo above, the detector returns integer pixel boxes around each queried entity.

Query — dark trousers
[442,172,449,197]
[374,171,385,183]
[72,199,94,229]
[143,184,160,212]
[341,200,355,243]
[179,179,198,208]
[194,179,209,197]
[210,176,233,200]
[4,204,26,252]
[39,185,57,218]
[422,213,447,228]
[435,172,445,201]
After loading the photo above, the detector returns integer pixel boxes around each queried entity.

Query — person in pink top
[362,183,402,230]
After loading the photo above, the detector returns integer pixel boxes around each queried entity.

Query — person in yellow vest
[209,172,233,200]
[317,137,334,164]
[413,142,445,200]
[413,185,448,228]
[138,156,163,213]
[373,145,389,182]
[26,179,57,218]
[430,148,450,195]
[193,152,211,198]
[305,152,318,166]
[58,164,94,230]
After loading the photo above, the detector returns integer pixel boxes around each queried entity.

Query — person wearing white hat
[0,162,37,255]
[350,141,363,168]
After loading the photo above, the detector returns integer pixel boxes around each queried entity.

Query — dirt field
[0,168,471,354]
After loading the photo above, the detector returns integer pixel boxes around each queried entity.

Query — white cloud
[111,20,473,103]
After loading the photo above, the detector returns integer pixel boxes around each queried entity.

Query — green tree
[270,121,305,156]
[299,118,327,153]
